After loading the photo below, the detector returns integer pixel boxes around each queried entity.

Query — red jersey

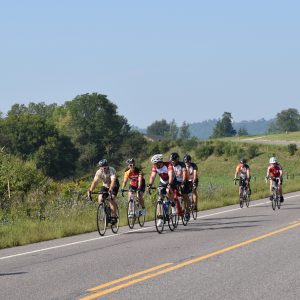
[267,164,282,178]
[151,162,173,185]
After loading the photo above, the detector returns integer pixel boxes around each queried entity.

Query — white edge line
[0,194,299,261]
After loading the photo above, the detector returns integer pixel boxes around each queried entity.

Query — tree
[0,113,57,158]
[165,119,178,140]
[211,112,236,138]
[55,93,130,167]
[274,108,300,132]
[179,121,191,140]
[35,135,79,179]
[146,119,170,137]
[237,127,248,136]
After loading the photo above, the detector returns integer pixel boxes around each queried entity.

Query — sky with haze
[0,0,299,128]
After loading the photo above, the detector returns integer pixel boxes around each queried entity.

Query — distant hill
[189,118,274,139]
[133,118,275,140]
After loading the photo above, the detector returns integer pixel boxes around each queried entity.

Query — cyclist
[147,154,174,227]
[88,159,120,223]
[234,158,251,199]
[184,154,199,211]
[169,152,190,221]
[121,158,146,216]
[266,156,284,202]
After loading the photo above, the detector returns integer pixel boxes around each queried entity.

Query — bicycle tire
[154,201,164,234]
[245,194,250,207]
[111,204,120,234]
[167,204,176,231]
[191,203,197,220]
[97,203,107,236]
[138,207,145,227]
[240,198,244,208]
[127,200,136,229]
[272,193,276,211]
[277,196,281,209]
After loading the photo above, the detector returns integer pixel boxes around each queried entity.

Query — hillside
[189,118,274,139]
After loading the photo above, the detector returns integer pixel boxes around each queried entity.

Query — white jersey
[94,166,117,187]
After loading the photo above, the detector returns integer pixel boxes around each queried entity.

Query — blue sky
[1,0,299,128]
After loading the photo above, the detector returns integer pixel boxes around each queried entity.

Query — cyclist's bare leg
[109,195,117,217]
[192,189,198,207]
[136,191,145,208]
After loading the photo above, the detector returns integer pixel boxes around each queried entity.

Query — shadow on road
[0,272,27,276]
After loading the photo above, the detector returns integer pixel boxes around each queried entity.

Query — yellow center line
[87,262,173,292]
[80,221,300,300]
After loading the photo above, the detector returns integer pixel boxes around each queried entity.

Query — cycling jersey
[186,162,198,182]
[268,164,282,178]
[172,161,186,183]
[235,163,250,179]
[151,162,172,185]
[123,167,143,188]
[94,166,117,188]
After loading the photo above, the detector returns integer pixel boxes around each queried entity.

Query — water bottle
[163,199,169,212]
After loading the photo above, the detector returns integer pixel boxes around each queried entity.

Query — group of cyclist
[234,156,284,203]
[88,152,199,226]
[88,152,284,227]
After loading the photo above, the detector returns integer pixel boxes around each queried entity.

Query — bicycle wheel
[167,204,176,231]
[138,205,145,227]
[277,194,281,209]
[239,198,244,208]
[272,192,276,211]
[127,200,136,229]
[154,201,164,233]
[191,203,197,220]
[97,203,107,236]
[245,193,250,208]
[111,204,120,234]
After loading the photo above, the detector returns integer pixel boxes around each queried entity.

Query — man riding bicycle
[266,156,284,202]
[147,154,174,227]
[184,154,199,211]
[88,159,120,223]
[121,158,146,216]
[234,158,251,199]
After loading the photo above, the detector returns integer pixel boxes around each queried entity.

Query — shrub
[287,143,297,156]
[195,144,214,160]
[214,142,225,156]
[247,144,259,159]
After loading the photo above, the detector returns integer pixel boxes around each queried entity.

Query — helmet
[240,158,247,164]
[98,159,108,167]
[269,157,277,164]
[170,152,179,161]
[183,154,192,162]
[151,154,163,164]
[126,158,135,165]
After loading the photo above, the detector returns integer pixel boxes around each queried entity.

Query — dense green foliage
[268,108,300,133]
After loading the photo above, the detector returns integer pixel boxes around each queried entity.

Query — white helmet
[269,157,277,164]
[151,154,163,164]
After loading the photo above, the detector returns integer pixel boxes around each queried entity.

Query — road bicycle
[122,189,145,229]
[188,187,198,220]
[173,186,189,226]
[89,191,120,236]
[268,177,281,210]
[234,178,250,208]
[149,186,177,234]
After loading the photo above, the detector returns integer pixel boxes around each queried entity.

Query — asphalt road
[1,192,299,300]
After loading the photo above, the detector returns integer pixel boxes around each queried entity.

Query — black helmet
[98,159,108,167]
[240,158,247,164]
[126,158,135,164]
[183,154,192,162]
[170,152,179,161]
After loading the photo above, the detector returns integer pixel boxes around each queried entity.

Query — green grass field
[1,141,300,249]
